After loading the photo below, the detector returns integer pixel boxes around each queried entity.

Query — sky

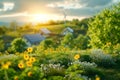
[0,0,120,23]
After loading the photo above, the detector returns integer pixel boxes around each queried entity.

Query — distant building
[40,28,51,37]
[61,27,74,35]
[23,34,45,46]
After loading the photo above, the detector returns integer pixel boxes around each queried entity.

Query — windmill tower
[63,10,67,25]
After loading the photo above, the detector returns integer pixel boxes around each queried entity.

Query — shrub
[72,61,101,77]
[80,54,92,62]
[114,54,120,66]
[47,76,64,80]
[48,52,73,68]
[0,40,5,52]
[19,66,44,80]
[90,49,115,67]
[66,61,96,80]
[41,64,65,77]
[40,39,55,49]
[10,38,28,53]
[113,43,120,54]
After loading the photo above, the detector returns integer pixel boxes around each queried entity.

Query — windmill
[63,9,67,25]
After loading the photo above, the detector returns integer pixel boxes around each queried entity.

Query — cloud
[3,2,14,11]
[112,0,120,3]
[0,2,3,8]
[0,12,28,18]
[47,0,120,17]
[47,0,112,9]
[47,0,86,9]
[0,0,120,22]
[0,2,14,12]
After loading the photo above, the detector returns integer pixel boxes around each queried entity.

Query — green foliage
[47,76,64,80]
[48,52,73,68]
[10,38,28,53]
[90,49,115,67]
[40,39,54,49]
[88,3,120,48]
[19,67,44,80]
[41,64,65,77]
[0,27,6,35]
[9,21,18,31]
[113,43,120,54]
[61,33,89,49]
[61,33,74,48]
[74,34,89,49]
[80,54,92,62]
[114,54,120,66]
[0,47,120,80]
[0,39,5,52]
[0,68,16,80]
[65,61,88,80]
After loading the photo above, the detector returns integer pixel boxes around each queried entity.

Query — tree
[9,21,18,31]
[0,40,5,52]
[74,34,89,49]
[40,39,54,49]
[88,3,120,48]
[10,38,28,53]
[61,33,74,48]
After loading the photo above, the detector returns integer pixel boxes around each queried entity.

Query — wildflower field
[0,46,120,80]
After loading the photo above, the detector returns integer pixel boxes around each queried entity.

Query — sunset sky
[0,0,120,23]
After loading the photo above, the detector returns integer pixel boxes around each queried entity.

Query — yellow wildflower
[18,62,24,69]
[96,76,100,80]
[27,47,33,53]
[74,54,80,60]
[28,71,32,77]
[24,54,29,60]
[14,76,18,80]
[26,61,32,67]
[2,64,9,69]
[29,57,36,63]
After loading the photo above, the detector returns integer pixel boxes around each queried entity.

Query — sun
[32,14,52,23]
[31,13,63,23]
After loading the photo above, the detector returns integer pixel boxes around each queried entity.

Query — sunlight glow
[31,14,63,23]
[32,14,50,23]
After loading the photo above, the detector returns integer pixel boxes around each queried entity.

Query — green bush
[19,66,44,80]
[47,76,64,80]
[65,61,90,80]
[80,54,92,62]
[0,40,5,52]
[114,54,120,66]
[10,38,28,53]
[41,64,65,77]
[48,52,73,68]
[90,49,115,67]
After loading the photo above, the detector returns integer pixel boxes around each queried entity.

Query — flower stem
[4,70,9,80]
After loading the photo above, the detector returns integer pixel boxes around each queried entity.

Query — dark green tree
[88,3,120,48]
[10,38,28,53]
